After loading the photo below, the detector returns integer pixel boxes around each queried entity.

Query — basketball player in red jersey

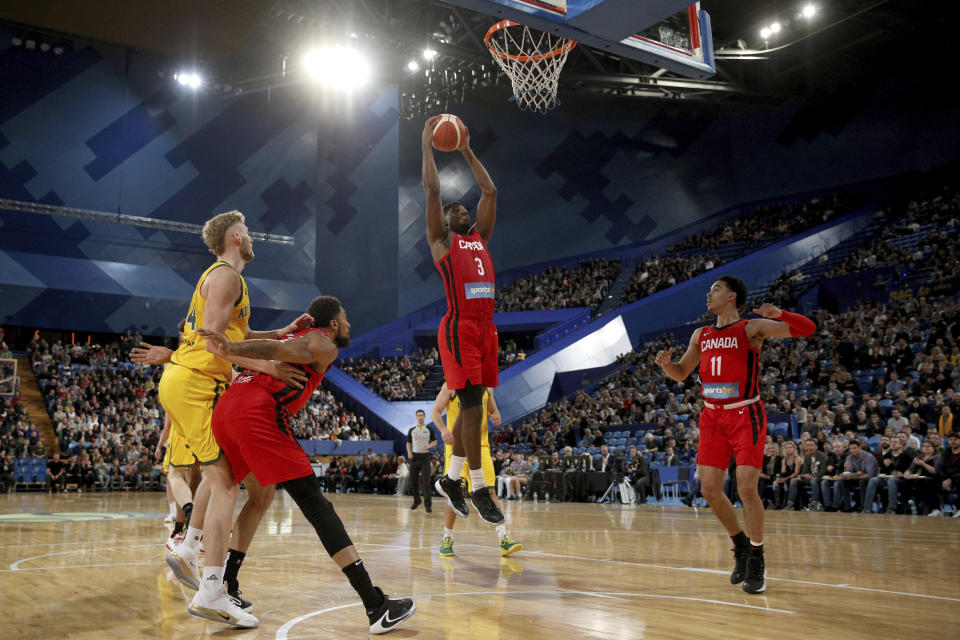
[193,296,415,634]
[656,275,816,594]
[422,115,504,525]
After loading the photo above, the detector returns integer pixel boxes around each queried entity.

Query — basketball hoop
[485,20,576,114]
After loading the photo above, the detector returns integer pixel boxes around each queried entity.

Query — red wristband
[778,310,816,337]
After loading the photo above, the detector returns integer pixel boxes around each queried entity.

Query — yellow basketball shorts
[164,424,195,469]
[443,440,496,492]
[158,363,226,466]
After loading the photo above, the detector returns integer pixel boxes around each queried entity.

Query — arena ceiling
[0,0,948,108]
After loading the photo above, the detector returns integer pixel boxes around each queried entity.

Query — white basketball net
[486,21,576,115]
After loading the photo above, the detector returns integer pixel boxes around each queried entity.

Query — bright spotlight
[760,27,771,39]
[422,48,438,61]
[175,72,203,89]
[40,42,50,52]
[802,4,817,18]
[407,60,419,72]
[303,46,371,90]
[770,22,781,33]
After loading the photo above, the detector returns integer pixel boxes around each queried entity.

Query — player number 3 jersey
[698,320,760,405]
[435,230,495,319]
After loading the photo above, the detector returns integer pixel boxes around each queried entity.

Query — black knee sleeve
[459,382,485,409]
[281,474,354,557]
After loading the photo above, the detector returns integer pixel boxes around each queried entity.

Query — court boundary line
[275,590,796,639]
[525,550,960,603]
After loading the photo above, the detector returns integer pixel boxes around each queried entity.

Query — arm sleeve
[778,310,817,337]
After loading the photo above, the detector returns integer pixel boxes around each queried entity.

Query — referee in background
[407,409,437,512]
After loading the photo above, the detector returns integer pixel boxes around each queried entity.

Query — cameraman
[627,448,653,504]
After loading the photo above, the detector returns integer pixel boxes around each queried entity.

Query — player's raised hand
[197,327,230,355]
[655,348,674,368]
[422,115,441,147]
[130,342,172,365]
[285,313,314,335]
[753,302,783,319]
[456,121,471,153]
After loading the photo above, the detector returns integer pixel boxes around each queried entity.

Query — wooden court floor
[0,491,957,639]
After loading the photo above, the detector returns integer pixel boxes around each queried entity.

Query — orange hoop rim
[484,19,577,63]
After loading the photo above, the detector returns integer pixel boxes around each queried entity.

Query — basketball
[432,114,468,152]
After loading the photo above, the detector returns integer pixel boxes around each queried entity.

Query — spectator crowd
[496,259,622,312]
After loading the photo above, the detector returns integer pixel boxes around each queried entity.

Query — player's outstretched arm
[199,328,337,370]
[247,313,314,341]
[655,328,702,382]
[130,342,173,365]
[422,116,447,260]
[458,129,497,244]
[747,303,817,340]
[431,382,455,445]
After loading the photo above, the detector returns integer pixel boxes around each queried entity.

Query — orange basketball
[432,114,468,152]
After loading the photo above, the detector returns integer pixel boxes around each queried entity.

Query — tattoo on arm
[230,340,280,360]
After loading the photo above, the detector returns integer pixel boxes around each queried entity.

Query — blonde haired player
[135,210,312,627]
[431,381,521,557]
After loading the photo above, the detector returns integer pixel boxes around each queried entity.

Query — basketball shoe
[165,531,184,553]
[366,587,416,635]
[729,546,750,585]
[188,584,259,628]
[225,579,253,612]
[470,488,504,524]
[439,536,454,557]
[742,553,766,594]
[435,477,469,518]
[499,536,522,557]
[166,546,200,590]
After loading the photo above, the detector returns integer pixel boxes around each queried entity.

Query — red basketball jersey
[232,327,333,415]
[697,320,760,405]
[435,229,496,319]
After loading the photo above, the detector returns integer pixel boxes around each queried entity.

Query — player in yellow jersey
[135,210,311,628]
[431,381,521,558]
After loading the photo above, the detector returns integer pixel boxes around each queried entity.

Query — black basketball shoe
[470,487,504,525]
[729,546,750,585]
[435,477,469,518]
[367,587,416,635]
[226,586,253,612]
[742,553,766,594]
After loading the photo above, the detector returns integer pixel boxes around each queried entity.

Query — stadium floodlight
[802,4,817,19]
[175,71,203,89]
[407,60,420,72]
[422,48,438,61]
[760,27,771,39]
[303,46,371,90]
[770,22,781,33]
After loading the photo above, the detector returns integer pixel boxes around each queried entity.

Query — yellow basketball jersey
[446,389,489,446]
[171,261,250,382]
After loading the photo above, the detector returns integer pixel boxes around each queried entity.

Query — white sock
[184,526,203,551]
[443,527,454,539]
[750,539,764,549]
[168,501,177,517]
[495,524,507,541]
[200,566,224,595]
[447,456,466,481]
[469,468,485,490]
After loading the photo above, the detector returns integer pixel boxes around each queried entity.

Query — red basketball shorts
[697,400,767,469]
[437,313,499,390]
[211,384,313,486]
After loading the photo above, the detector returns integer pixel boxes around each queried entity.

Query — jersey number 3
[474,257,485,276]
[710,356,722,377]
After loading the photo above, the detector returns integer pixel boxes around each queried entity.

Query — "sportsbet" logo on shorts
[464,282,495,299]
[702,382,740,399]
